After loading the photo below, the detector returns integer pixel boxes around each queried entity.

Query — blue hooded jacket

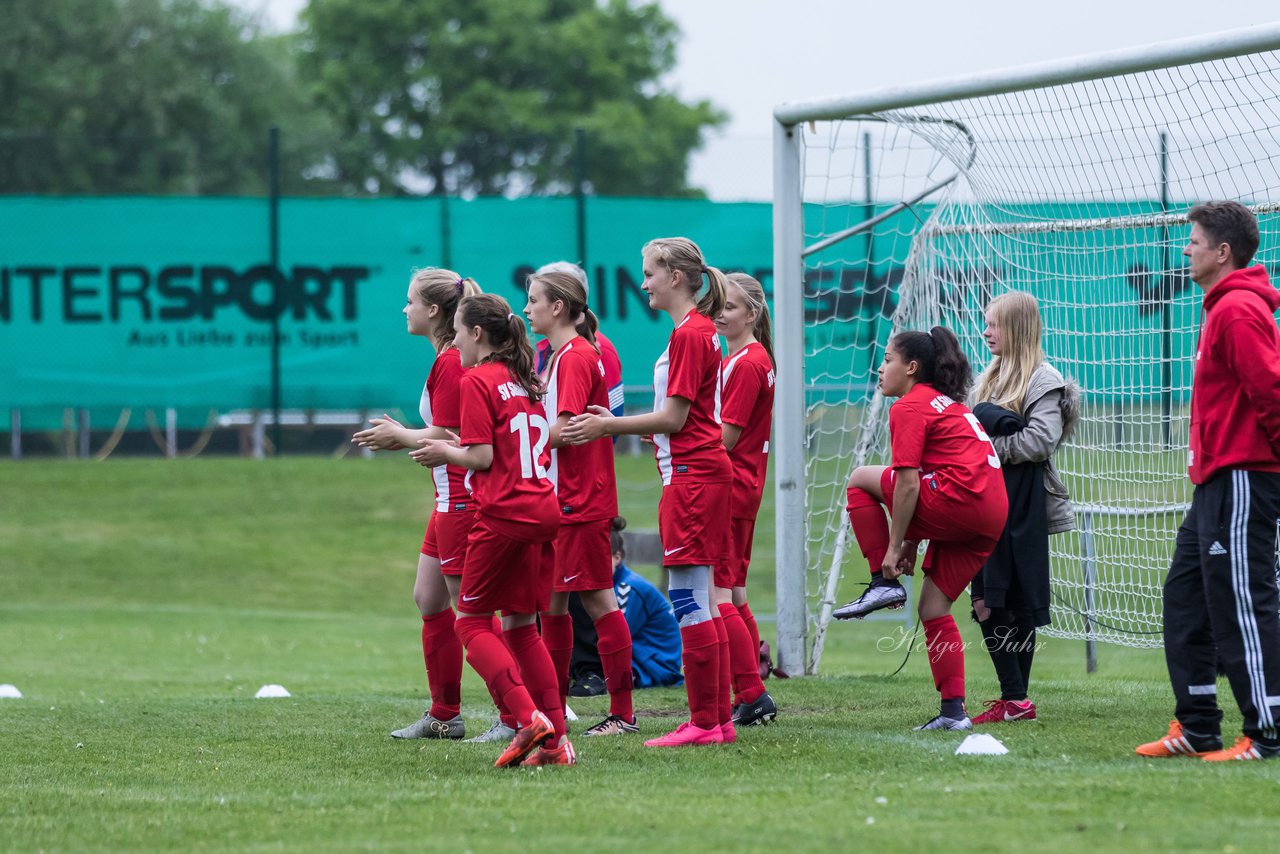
[614,563,683,687]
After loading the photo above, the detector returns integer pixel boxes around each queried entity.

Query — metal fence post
[1081,510,1098,673]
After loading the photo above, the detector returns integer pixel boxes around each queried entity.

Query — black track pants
[1164,469,1280,744]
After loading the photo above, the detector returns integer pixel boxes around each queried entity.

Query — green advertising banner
[0,196,775,425]
[5,195,1260,431]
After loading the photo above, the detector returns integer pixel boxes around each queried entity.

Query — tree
[297,0,725,197]
[0,0,338,195]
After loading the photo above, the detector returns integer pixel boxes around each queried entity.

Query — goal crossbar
[921,202,1280,238]
[774,23,1280,126]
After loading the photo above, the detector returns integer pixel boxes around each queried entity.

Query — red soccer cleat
[521,738,578,767]
[494,711,555,768]
[972,699,1037,725]
[971,699,1007,725]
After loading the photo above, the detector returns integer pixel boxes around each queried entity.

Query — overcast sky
[233,0,1279,200]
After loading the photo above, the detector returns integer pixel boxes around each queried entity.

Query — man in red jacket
[1137,201,1280,762]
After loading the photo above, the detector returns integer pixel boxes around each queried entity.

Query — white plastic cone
[0,684,22,699]
[955,733,1008,755]
[254,684,291,698]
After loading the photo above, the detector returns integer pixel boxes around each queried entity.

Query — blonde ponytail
[410,267,482,349]
[642,236,725,320]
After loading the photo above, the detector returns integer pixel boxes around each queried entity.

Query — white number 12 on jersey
[509,412,550,479]
[963,413,1001,469]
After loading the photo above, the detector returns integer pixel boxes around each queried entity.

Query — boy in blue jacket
[569,518,683,691]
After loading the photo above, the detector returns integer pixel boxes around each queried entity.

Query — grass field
[2,455,1278,852]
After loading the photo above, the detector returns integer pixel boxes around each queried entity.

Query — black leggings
[975,605,1038,701]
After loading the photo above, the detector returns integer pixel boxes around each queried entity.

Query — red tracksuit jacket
[1189,264,1280,484]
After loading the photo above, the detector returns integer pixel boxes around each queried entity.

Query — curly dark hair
[890,326,973,402]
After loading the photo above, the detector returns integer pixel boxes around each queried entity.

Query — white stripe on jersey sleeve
[653,345,673,485]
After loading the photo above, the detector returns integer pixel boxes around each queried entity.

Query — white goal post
[772,24,1280,676]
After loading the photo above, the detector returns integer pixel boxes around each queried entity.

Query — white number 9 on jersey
[510,411,550,479]
[963,413,1001,469]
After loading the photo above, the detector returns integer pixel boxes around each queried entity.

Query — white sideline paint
[254,684,291,698]
[955,733,1008,756]
[0,684,22,698]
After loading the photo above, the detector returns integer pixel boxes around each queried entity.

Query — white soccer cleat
[832,581,907,620]
[914,714,972,731]
[391,712,465,740]
[464,720,517,743]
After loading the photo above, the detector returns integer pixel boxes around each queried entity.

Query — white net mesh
[798,49,1280,671]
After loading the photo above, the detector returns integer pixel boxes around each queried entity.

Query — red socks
[680,620,721,730]
[454,615,538,726]
[420,609,463,720]
[486,617,518,729]
[923,614,966,700]
[503,623,567,741]
[720,602,765,706]
[540,612,574,706]
[737,602,762,666]
[593,609,635,720]
[847,486,890,574]
[466,616,518,728]
[712,615,731,725]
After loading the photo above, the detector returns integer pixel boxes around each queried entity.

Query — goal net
[771,26,1280,675]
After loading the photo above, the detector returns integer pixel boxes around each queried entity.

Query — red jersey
[420,345,473,512]
[538,331,624,416]
[458,361,559,529]
[597,331,625,415]
[545,335,619,522]
[889,382,1003,502]
[653,310,731,486]
[1189,265,1280,484]
[719,341,774,520]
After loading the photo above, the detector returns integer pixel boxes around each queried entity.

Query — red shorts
[659,479,731,568]
[880,468,1007,602]
[553,518,614,592]
[458,514,557,615]
[715,516,757,589]
[420,509,477,576]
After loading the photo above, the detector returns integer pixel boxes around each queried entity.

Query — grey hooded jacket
[985,362,1080,534]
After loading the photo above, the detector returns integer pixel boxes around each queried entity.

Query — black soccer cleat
[731,691,778,726]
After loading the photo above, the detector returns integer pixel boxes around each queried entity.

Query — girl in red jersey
[533,262,626,420]
[524,267,638,737]
[714,273,778,728]
[562,237,733,748]
[412,294,569,767]
[352,268,484,741]
[832,327,1009,730]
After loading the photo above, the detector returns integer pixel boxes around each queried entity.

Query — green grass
[2,456,1278,852]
